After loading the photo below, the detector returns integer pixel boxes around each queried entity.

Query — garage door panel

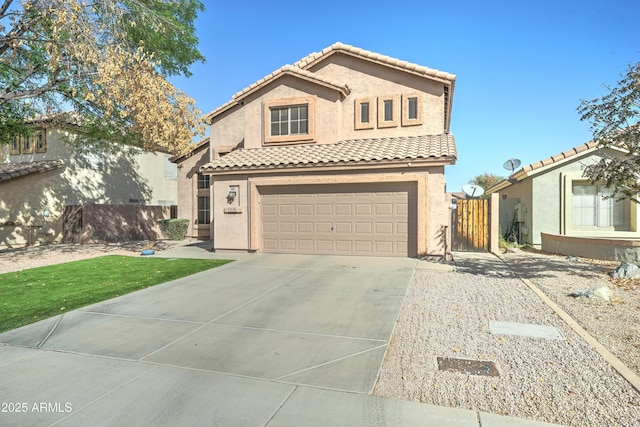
[354,204,372,215]
[298,222,314,233]
[316,240,333,251]
[354,222,372,234]
[335,223,352,233]
[335,240,352,251]
[354,241,373,252]
[261,183,415,257]
[263,222,278,233]
[316,222,332,233]
[298,204,314,215]
[298,240,314,250]
[375,203,394,215]
[335,204,352,215]
[315,205,333,216]
[280,239,296,250]
[375,242,394,253]
[280,205,295,216]
[375,223,394,234]
[281,222,296,233]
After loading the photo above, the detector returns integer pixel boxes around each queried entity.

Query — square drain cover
[437,357,499,377]
[489,321,565,340]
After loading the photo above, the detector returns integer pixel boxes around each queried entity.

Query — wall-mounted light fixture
[228,188,237,199]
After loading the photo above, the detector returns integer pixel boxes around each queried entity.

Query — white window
[573,184,625,228]
[263,96,316,145]
[270,105,308,136]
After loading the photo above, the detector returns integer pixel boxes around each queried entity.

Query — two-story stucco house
[0,114,178,248]
[179,43,457,257]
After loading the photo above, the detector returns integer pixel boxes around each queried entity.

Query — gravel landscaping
[373,251,640,427]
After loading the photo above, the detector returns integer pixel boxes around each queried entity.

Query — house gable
[206,42,456,153]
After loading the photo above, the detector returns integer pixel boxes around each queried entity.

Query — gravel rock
[374,252,640,427]
[610,262,640,279]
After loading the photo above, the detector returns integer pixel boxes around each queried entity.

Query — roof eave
[200,156,456,176]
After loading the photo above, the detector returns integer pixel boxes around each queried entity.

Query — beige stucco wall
[309,54,447,139]
[209,167,449,257]
[209,56,448,153]
[0,128,177,248]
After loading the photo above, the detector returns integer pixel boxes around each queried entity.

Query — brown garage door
[260,183,416,257]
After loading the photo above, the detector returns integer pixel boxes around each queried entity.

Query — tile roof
[0,160,64,183]
[487,141,602,193]
[516,141,598,175]
[201,134,456,173]
[294,42,456,82]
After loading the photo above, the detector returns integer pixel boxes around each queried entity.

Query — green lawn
[0,255,232,333]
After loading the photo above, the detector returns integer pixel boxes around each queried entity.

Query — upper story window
[271,105,308,136]
[377,95,399,128]
[197,172,210,189]
[355,97,375,130]
[402,93,422,126]
[263,96,316,145]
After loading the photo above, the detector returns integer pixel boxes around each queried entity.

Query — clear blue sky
[170,0,640,193]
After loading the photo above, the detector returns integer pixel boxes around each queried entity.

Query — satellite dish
[462,184,485,198]
[503,158,521,173]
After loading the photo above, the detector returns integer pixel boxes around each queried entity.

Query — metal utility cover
[489,321,565,340]
[437,357,499,377]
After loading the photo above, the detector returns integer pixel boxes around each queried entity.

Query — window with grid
[573,184,624,227]
[197,196,210,225]
[270,105,308,136]
[197,172,210,189]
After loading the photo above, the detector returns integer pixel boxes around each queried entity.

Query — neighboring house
[180,42,457,257]
[171,137,212,239]
[488,141,640,246]
[0,114,178,248]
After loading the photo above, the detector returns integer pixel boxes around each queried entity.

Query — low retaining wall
[541,233,640,263]
[64,204,170,243]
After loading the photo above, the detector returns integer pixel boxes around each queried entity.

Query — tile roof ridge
[294,42,456,82]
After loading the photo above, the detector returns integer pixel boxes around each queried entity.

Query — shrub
[158,218,189,240]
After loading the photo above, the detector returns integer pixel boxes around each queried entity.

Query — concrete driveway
[2,253,446,426]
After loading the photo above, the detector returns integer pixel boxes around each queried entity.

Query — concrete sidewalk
[0,244,564,426]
